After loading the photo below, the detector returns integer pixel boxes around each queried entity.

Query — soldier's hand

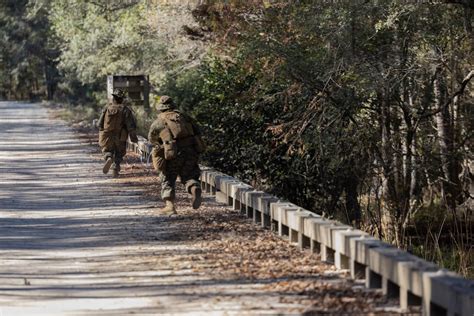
[129,132,139,143]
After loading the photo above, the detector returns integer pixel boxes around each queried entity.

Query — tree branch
[416,69,473,121]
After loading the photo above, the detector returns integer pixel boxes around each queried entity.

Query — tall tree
[0,0,59,99]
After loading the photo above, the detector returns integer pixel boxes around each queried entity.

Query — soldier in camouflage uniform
[98,88,138,178]
[148,96,205,215]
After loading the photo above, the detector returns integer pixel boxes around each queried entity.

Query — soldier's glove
[129,131,139,143]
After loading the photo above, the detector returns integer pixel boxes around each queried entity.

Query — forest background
[0,0,472,277]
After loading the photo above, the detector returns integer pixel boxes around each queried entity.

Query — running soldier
[148,96,205,215]
[98,88,138,177]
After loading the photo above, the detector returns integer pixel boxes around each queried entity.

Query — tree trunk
[344,175,361,227]
[433,68,460,212]
[379,90,399,244]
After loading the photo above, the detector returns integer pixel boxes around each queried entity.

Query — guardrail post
[230,184,253,211]
[398,260,437,311]
[350,237,391,283]
[287,209,314,250]
[278,205,299,239]
[320,223,350,264]
[244,191,266,222]
[257,195,279,228]
[270,202,292,233]
[216,177,239,205]
[200,170,208,191]
[302,217,327,255]
[223,180,241,206]
[333,229,368,270]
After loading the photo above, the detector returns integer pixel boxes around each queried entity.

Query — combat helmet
[155,95,175,112]
[111,88,127,99]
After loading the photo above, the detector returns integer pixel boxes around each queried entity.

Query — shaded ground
[0,102,415,315]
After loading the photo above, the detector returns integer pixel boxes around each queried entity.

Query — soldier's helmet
[155,95,175,112]
[111,88,127,99]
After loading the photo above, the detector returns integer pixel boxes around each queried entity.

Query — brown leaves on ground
[88,149,419,315]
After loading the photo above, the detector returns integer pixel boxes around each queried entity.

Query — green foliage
[49,1,165,105]
[184,56,277,182]
[0,0,59,99]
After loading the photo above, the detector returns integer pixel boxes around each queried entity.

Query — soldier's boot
[112,163,120,178]
[103,157,113,174]
[191,186,202,209]
[157,199,177,216]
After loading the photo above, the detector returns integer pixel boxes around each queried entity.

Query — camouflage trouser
[160,147,201,200]
[99,131,126,167]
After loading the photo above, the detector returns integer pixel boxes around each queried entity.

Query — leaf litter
[71,127,420,315]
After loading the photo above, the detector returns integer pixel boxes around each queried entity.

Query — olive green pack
[158,111,194,140]
[158,111,196,159]
[103,105,124,133]
[159,128,178,160]
[151,146,166,171]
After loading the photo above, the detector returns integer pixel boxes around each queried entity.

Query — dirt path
[0,102,398,315]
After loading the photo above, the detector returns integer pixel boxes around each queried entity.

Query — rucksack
[158,111,194,140]
[158,111,196,160]
[103,104,124,133]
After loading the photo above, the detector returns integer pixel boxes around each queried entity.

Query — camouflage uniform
[148,96,203,213]
[98,89,138,176]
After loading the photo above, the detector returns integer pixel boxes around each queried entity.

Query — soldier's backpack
[158,111,195,160]
[159,128,177,160]
[151,146,166,171]
[158,111,195,140]
[103,104,124,133]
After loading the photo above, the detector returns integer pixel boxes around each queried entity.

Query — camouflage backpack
[103,104,124,132]
[158,111,194,140]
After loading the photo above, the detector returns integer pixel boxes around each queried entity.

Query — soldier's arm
[189,116,202,136]
[186,114,206,153]
[148,119,165,146]
[123,107,137,132]
[98,107,107,130]
[122,107,138,143]
[180,112,201,136]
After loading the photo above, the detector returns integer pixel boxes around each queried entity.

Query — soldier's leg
[158,161,179,215]
[161,160,179,202]
[111,140,126,177]
[102,149,113,160]
[101,136,115,174]
[180,153,202,209]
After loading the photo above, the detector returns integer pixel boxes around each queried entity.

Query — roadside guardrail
[127,136,474,316]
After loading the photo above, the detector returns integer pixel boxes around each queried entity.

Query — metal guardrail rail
[127,137,474,316]
[126,135,153,166]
